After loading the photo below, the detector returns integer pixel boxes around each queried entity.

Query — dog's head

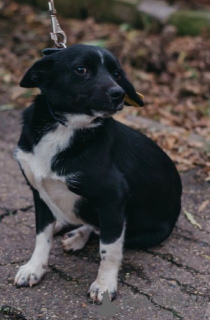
[20,44,144,117]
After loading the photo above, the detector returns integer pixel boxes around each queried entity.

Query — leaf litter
[0,1,209,180]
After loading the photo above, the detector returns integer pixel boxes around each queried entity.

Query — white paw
[88,278,117,303]
[62,230,87,251]
[14,262,46,288]
[62,226,92,251]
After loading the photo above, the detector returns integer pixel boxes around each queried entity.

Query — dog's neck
[35,94,103,131]
[63,114,102,130]
[46,98,67,126]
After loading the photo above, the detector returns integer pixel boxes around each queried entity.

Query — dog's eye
[113,71,122,81]
[75,66,88,75]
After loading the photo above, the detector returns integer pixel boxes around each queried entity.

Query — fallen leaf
[0,104,15,111]
[184,209,202,229]
[202,255,210,260]
[198,199,209,213]
[83,39,107,47]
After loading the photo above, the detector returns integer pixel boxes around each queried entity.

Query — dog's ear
[20,58,54,88]
[42,48,63,56]
[121,76,144,107]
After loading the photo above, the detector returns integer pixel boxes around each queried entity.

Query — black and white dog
[14,44,182,303]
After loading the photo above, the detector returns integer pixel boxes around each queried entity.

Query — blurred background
[0,0,210,180]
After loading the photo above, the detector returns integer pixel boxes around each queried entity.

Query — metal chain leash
[48,0,67,48]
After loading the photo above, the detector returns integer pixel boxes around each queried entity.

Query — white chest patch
[15,114,98,225]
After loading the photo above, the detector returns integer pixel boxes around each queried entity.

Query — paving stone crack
[144,249,209,275]
[0,259,27,267]
[0,205,33,222]
[0,305,28,320]
[48,264,79,284]
[119,279,183,319]
[120,262,151,283]
[161,277,210,302]
[173,233,210,247]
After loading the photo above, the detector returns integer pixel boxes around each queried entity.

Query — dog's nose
[107,87,125,102]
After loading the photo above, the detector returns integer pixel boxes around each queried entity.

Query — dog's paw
[87,278,117,303]
[14,262,46,288]
[62,226,92,251]
[62,230,87,251]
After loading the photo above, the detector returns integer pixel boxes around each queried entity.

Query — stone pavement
[0,110,209,320]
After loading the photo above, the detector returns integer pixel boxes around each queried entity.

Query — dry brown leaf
[166,137,176,149]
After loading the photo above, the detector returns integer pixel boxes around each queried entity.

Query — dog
[14,44,182,303]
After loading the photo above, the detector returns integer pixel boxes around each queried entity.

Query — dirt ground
[0,109,210,320]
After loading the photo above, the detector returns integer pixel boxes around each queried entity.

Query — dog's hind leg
[62,225,94,251]
[14,189,55,287]
[125,218,179,249]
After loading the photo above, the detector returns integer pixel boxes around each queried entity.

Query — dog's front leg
[88,204,125,303]
[14,189,55,287]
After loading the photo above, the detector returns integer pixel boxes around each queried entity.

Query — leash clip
[48,0,67,48]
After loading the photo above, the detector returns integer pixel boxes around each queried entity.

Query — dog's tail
[124,220,176,249]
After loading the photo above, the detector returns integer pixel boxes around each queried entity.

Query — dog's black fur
[15,44,182,302]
